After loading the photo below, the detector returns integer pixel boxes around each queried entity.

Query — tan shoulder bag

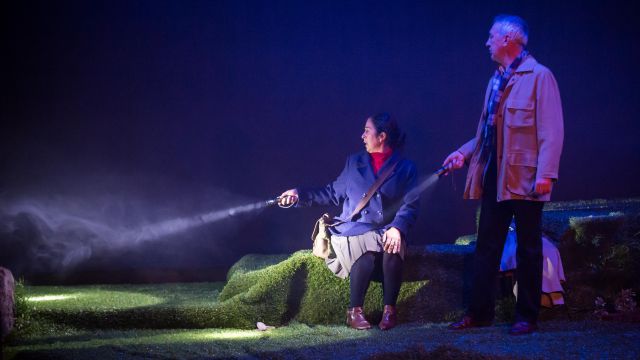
[311,161,399,258]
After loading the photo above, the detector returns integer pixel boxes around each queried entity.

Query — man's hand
[278,189,299,207]
[534,178,553,196]
[442,150,465,175]
[382,227,402,254]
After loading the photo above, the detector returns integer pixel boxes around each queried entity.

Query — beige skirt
[325,230,406,279]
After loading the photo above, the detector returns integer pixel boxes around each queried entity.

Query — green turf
[12,253,429,331]
[5,321,640,359]
[16,282,224,331]
[4,323,370,359]
[24,283,222,310]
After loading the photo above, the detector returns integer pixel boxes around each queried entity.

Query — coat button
[377,210,382,215]
[362,193,367,198]
[376,193,380,198]
[363,210,369,215]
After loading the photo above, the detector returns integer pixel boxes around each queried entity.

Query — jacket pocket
[505,99,534,128]
[505,152,537,196]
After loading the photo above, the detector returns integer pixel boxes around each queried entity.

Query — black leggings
[349,251,403,307]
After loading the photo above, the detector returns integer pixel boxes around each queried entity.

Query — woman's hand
[278,189,299,207]
[383,227,402,254]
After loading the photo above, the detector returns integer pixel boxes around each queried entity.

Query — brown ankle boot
[346,307,371,330]
[378,305,397,330]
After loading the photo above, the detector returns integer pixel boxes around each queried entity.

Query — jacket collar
[505,55,537,88]
[514,54,536,73]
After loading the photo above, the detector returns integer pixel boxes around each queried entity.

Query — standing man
[443,15,563,335]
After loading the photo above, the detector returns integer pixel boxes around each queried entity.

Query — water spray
[404,163,453,203]
[126,201,264,242]
[124,196,298,243]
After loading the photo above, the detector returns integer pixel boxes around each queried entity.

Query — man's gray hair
[493,14,529,47]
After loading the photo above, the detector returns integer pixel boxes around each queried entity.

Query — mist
[0,174,270,281]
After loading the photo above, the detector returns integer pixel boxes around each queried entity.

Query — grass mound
[542,197,640,238]
[225,253,290,280]
[219,250,429,327]
[557,211,640,313]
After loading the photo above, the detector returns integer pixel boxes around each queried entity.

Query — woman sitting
[279,113,419,330]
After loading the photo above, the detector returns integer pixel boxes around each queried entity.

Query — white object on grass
[256,322,274,331]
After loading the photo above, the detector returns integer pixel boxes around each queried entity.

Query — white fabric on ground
[500,228,566,306]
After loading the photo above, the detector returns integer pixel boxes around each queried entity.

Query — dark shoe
[448,316,492,330]
[509,321,537,335]
[346,307,371,330]
[378,305,397,330]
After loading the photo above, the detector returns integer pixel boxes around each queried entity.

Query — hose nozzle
[435,165,450,177]
[265,197,282,207]
[266,196,297,208]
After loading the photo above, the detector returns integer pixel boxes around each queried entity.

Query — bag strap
[346,159,400,221]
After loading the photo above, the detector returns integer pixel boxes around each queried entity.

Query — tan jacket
[458,55,564,202]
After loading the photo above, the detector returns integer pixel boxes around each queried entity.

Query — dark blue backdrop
[1,0,639,281]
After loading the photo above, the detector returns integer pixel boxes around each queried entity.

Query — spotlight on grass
[204,330,263,340]
[27,294,78,302]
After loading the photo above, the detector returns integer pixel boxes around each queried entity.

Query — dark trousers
[349,251,403,308]
[469,157,544,323]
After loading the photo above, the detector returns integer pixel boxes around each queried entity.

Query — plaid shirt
[479,50,529,168]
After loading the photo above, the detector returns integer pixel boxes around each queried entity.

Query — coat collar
[355,150,400,181]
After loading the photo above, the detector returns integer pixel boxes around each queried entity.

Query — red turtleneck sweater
[370,151,393,174]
